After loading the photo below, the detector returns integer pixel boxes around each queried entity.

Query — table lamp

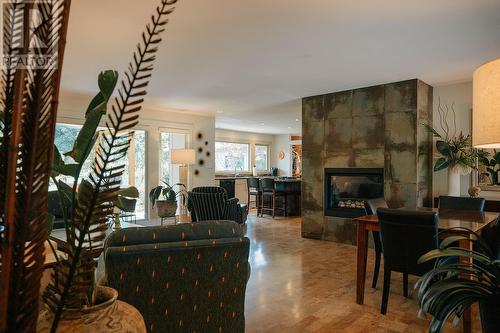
[473,57,500,148]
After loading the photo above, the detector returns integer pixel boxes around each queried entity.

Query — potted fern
[416,228,500,333]
[149,182,186,218]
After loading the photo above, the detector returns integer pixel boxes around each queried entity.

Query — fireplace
[324,168,384,218]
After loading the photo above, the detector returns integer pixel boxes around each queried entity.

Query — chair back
[247,178,259,192]
[188,190,229,221]
[364,197,388,215]
[377,208,438,276]
[259,178,275,192]
[438,195,485,211]
[364,198,388,253]
[104,221,250,333]
[192,186,227,194]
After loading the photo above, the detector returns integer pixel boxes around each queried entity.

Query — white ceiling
[62,0,500,134]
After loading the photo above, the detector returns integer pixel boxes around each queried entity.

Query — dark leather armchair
[377,208,439,314]
[188,186,248,224]
[364,198,388,288]
[438,195,485,211]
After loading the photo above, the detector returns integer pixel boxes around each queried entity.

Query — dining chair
[364,198,388,288]
[377,208,439,315]
[438,195,485,211]
[259,178,286,218]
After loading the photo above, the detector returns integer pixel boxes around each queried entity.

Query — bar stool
[246,178,260,212]
[259,178,286,218]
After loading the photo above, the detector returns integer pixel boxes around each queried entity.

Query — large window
[215,142,250,172]
[53,123,147,219]
[255,144,269,171]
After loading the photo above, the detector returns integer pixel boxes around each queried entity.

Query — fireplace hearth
[324,168,384,218]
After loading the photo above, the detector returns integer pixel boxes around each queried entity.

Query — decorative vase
[447,167,461,197]
[479,298,500,333]
[155,200,177,218]
[37,286,146,333]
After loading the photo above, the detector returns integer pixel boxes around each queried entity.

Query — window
[215,142,250,172]
[255,144,269,171]
[53,123,147,219]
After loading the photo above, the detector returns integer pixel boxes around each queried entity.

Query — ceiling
[62,0,500,134]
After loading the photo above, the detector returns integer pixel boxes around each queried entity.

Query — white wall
[273,134,292,176]
[58,90,216,219]
[432,82,500,200]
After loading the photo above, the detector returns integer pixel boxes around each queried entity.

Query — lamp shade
[473,57,500,148]
[171,149,195,165]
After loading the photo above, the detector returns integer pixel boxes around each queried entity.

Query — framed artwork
[474,148,500,191]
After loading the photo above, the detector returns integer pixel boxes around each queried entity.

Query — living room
[1,1,500,333]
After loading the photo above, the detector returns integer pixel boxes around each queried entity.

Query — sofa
[102,220,251,333]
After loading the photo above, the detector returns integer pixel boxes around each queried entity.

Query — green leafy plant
[478,149,500,185]
[423,100,480,175]
[43,1,179,331]
[115,186,140,212]
[149,181,186,207]
[416,228,500,333]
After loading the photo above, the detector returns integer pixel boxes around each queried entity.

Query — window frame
[214,140,251,173]
[254,144,270,171]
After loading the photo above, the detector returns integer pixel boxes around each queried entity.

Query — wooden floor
[242,213,480,333]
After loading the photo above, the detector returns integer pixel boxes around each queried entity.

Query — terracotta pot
[155,200,177,218]
[38,286,146,333]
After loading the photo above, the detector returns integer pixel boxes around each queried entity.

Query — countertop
[215,176,301,182]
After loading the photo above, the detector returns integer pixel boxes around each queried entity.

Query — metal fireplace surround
[324,168,384,218]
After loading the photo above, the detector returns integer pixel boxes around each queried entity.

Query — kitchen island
[215,176,301,216]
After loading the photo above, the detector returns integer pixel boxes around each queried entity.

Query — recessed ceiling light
[295,118,300,122]
[287,126,292,129]
[260,123,265,126]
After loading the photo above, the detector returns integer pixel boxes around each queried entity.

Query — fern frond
[46,1,178,330]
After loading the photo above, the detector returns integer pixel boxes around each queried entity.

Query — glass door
[159,130,189,187]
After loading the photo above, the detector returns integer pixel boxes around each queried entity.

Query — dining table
[354,207,499,333]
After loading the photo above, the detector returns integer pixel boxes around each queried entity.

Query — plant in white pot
[423,100,481,196]
[149,182,186,218]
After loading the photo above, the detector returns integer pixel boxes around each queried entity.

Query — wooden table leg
[459,238,472,333]
[356,222,368,305]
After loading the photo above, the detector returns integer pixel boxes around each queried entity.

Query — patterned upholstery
[188,187,248,224]
[103,220,250,333]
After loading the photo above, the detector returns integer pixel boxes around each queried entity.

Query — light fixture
[171,149,195,215]
[295,118,300,122]
[171,149,195,165]
[473,57,500,148]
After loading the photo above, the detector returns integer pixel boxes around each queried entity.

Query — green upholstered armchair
[102,220,250,333]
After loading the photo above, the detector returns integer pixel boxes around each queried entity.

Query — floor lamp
[171,149,196,215]
[473,57,500,149]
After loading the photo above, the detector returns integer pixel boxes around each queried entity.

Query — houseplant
[149,182,186,218]
[38,1,181,332]
[423,100,480,196]
[416,228,500,333]
[112,186,140,229]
